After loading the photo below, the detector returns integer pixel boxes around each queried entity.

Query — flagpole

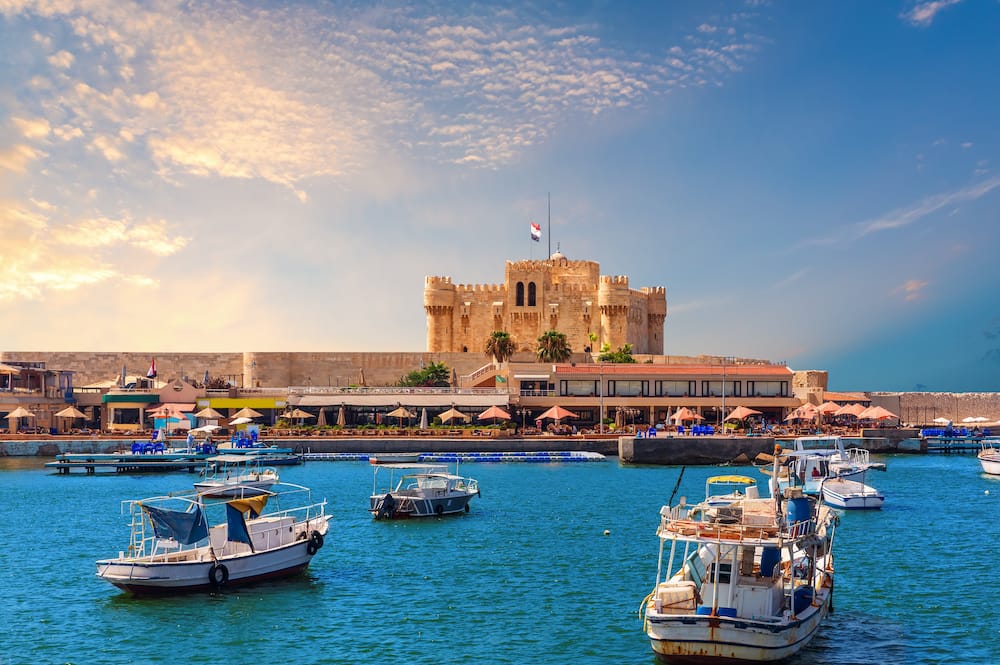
[547,192,551,259]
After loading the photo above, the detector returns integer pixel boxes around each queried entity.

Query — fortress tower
[424,252,667,355]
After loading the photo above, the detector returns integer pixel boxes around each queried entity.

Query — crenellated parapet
[424,276,457,310]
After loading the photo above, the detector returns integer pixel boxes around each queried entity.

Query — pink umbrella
[858,405,898,421]
[816,401,841,415]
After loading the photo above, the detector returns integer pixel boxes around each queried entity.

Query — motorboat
[194,454,280,498]
[96,482,330,594]
[819,477,885,510]
[642,451,838,662]
[764,436,886,510]
[369,463,479,519]
[978,440,1000,475]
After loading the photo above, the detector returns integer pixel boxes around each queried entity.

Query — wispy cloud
[901,0,963,27]
[892,279,929,301]
[799,175,1000,247]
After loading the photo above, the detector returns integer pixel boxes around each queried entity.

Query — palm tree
[536,330,572,363]
[484,331,516,364]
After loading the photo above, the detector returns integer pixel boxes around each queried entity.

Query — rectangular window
[609,380,645,397]
[752,381,785,397]
[561,380,597,396]
[656,380,689,397]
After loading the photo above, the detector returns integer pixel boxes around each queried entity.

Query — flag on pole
[530,222,541,242]
[147,357,157,379]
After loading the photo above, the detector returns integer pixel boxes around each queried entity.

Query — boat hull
[370,492,475,519]
[96,517,329,594]
[821,479,884,510]
[647,588,830,663]
[979,453,1000,475]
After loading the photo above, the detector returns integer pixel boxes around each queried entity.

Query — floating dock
[301,451,606,463]
[45,452,209,474]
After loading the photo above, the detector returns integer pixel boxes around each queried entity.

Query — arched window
[516,282,525,306]
[528,282,537,306]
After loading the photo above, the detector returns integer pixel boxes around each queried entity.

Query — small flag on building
[530,222,541,242]
[147,357,157,379]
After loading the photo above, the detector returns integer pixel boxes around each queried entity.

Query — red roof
[553,363,792,377]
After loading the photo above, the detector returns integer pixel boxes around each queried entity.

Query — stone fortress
[424,252,667,355]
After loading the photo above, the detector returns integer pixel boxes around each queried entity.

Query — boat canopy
[707,475,756,485]
[142,504,208,545]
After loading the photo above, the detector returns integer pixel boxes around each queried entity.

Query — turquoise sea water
[1,454,998,665]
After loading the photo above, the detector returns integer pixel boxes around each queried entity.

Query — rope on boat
[667,466,686,506]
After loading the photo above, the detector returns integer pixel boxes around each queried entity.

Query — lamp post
[599,360,605,434]
[517,407,530,431]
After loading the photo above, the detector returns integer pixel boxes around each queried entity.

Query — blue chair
[677,425,685,434]
[131,442,142,454]
[153,442,165,453]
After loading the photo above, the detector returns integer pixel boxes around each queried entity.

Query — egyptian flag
[530,222,541,242]
[147,357,157,379]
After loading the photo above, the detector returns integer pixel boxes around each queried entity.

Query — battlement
[599,275,630,286]
[641,286,666,296]
[507,259,597,272]
[454,283,506,294]
[424,276,454,287]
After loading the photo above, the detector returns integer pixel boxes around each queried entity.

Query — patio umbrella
[316,408,327,427]
[439,407,470,424]
[833,403,866,417]
[477,405,511,425]
[858,405,898,421]
[194,407,224,420]
[669,407,703,423]
[55,406,87,420]
[0,363,22,374]
[961,416,986,424]
[337,405,347,427]
[6,406,35,419]
[538,405,578,423]
[724,406,762,422]
[386,406,415,426]
[190,424,221,436]
[419,407,428,430]
[817,401,841,415]
[230,407,263,420]
[932,417,952,425]
[784,406,817,422]
[229,417,254,426]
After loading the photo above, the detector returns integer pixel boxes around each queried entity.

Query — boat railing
[845,447,870,467]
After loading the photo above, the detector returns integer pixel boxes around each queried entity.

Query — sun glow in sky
[1,0,998,391]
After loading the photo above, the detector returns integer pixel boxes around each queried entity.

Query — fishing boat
[96,482,330,594]
[193,454,280,497]
[819,477,885,510]
[763,437,886,510]
[642,451,838,662]
[369,463,479,519]
[978,439,1000,475]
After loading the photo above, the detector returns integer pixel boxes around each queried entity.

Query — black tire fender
[307,530,324,555]
[209,563,229,587]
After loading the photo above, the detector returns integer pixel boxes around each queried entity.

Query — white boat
[766,437,886,510]
[978,440,1000,475]
[642,453,838,662]
[819,477,885,510]
[96,482,330,594]
[369,463,480,519]
[194,454,280,498]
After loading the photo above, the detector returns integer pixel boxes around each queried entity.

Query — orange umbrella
[858,405,898,421]
[724,406,763,422]
[834,403,866,417]
[817,401,841,415]
[477,406,511,424]
[538,405,579,422]
[669,407,704,423]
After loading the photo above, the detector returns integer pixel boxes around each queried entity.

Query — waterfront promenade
[0,426,925,464]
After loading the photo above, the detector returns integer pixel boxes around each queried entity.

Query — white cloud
[13,116,51,139]
[901,0,963,27]
[892,279,929,301]
[47,49,74,68]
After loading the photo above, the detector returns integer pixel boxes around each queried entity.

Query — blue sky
[1,0,997,392]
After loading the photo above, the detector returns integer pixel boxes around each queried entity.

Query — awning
[102,393,160,403]
[292,394,509,408]
[513,374,551,380]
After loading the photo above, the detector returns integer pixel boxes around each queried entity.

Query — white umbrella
[229,417,253,425]
[932,417,951,425]
[190,424,222,434]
